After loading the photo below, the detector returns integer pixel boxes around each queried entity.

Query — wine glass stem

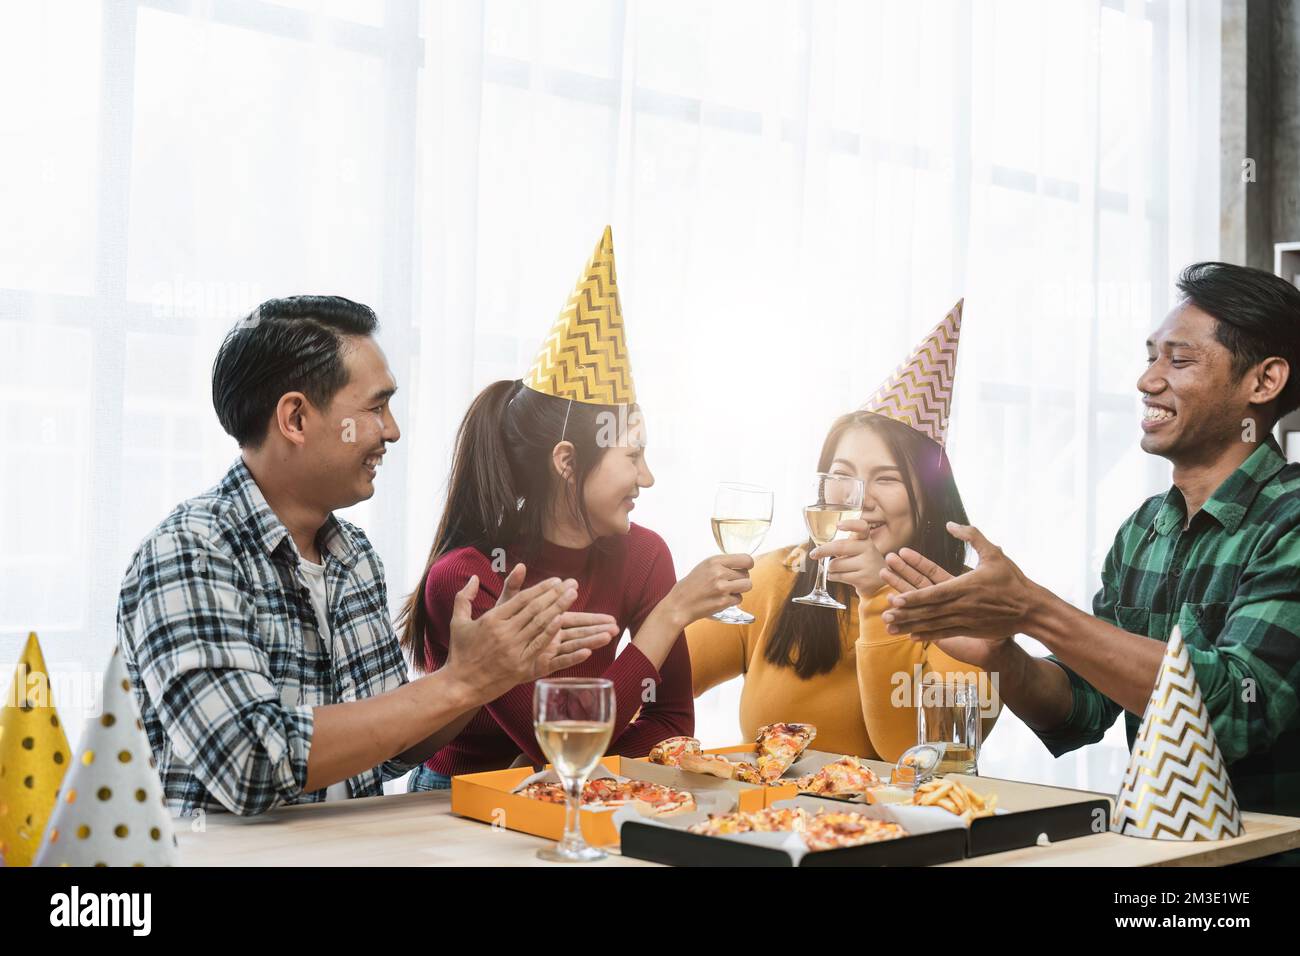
[561,778,584,849]
[816,556,832,594]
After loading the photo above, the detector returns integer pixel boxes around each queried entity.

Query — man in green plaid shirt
[876,262,1300,835]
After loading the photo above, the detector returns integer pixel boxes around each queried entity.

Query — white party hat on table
[1112,626,1244,840]
[34,647,179,866]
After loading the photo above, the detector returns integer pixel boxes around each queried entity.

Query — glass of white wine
[709,482,774,625]
[533,677,616,862]
[791,472,865,610]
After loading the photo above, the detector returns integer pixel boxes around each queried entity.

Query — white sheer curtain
[1,0,1220,793]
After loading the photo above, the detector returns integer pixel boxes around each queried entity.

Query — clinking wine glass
[533,677,615,862]
[791,472,865,610]
[709,482,774,624]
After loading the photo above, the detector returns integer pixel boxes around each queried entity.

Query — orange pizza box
[620,744,769,811]
[628,745,891,808]
[763,748,896,806]
[450,755,729,847]
[450,756,625,847]
[616,793,970,867]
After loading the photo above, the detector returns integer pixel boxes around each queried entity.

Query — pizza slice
[519,777,697,816]
[754,722,817,783]
[687,806,808,836]
[677,752,741,779]
[515,781,567,804]
[792,755,880,797]
[581,777,627,806]
[647,736,702,767]
[802,811,907,851]
[622,780,697,817]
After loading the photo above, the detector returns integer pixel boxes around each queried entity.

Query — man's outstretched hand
[879,521,1040,652]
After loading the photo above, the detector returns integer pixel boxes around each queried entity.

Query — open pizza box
[451,756,626,847]
[450,755,756,848]
[938,772,1112,857]
[624,745,899,808]
[625,744,1112,859]
[761,750,1111,857]
[620,744,782,807]
[777,756,1111,857]
[614,793,970,867]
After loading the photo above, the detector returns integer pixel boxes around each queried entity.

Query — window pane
[0,2,101,295]
[126,9,388,312]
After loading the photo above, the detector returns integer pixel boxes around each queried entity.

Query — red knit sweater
[418,523,694,775]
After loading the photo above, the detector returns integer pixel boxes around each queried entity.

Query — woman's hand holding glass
[662,553,756,629]
[808,518,887,599]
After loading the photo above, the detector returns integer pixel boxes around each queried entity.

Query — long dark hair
[765,411,969,678]
[398,380,631,663]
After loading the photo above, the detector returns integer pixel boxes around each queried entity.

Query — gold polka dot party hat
[0,632,72,867]
[522,225,636,406]
[35,646,179,866]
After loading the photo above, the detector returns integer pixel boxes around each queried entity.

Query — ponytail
[398,379,519,660]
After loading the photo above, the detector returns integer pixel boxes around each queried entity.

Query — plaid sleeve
[1034,527,1125,757]
[1185,522,1300,764]
[120,528,316,815]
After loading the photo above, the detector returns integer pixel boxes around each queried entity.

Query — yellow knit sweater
[686,547,1000,761]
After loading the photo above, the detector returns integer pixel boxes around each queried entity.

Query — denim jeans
[407,764,453,791]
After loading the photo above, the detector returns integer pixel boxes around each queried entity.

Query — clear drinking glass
[791,472,865,610]
[709,482,774,624]
[917,672,981,776]
[533,677,616,862]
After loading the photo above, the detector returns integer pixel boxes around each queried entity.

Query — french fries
[911,778,997,823]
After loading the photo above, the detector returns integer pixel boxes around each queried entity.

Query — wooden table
[176,783,1300,867]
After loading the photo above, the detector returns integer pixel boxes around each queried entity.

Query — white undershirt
[298,556,350,803]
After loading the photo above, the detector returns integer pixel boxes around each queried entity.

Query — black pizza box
[801,772,1112,857]
[947,773,1112,856]
[614,794,970,867]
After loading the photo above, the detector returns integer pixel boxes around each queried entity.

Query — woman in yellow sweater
[687,303,999,761]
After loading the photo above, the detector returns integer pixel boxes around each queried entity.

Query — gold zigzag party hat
[35,647,180,866]
[522,225,635,406]
[863,299,963,447]
[0,632,72,867]
[1112,626,1244,841]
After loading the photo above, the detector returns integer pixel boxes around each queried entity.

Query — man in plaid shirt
[117,296,613,816]
[871,263,1300,830]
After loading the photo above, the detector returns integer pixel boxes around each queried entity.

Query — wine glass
[533,677,615,862]
[791,472,865,610]
[709,482,774,624]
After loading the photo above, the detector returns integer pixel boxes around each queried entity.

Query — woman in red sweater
[399,228,753,788]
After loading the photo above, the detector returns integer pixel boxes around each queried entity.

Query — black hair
[766,411,969,679]
[211,295,379,447]
[1176,261,1300,420]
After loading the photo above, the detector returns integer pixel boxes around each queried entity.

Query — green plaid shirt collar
[1152,437,1289,537]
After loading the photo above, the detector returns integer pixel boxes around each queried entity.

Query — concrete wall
[1223,0,1300,268]
[1275,0,1300,254]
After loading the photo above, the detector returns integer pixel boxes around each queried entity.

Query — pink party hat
[863,300,963,447]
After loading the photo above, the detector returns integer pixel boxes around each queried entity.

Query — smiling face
[578,411,654,537]
[305,335,401,509]
[825,424,917,557]
[1138,302,1258,466]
